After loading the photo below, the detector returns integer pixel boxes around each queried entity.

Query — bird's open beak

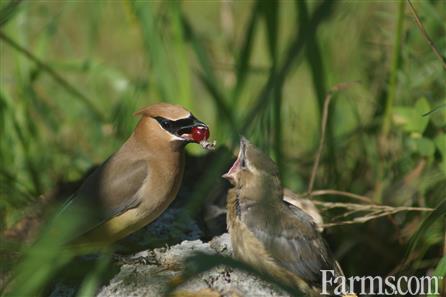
[154,114,211,144]
[222,137,248,183]
[176,118,210,143]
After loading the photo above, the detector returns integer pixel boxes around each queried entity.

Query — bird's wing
[243,201,336,287]
[57,156,148,240]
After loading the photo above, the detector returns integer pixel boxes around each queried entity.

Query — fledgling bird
[223,138,356,297]
[57,103,212,248]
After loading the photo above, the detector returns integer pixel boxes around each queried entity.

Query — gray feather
[57,155,148,241]
[244,201,337,288]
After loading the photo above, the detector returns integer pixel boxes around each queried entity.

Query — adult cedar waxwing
[223,138,356,297]
[58,103,212,248]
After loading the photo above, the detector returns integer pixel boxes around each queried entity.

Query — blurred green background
[0,0,445,296]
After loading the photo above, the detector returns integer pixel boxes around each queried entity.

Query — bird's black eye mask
[154,115,206,139]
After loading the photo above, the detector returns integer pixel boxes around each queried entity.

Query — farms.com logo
[321,270,443,295]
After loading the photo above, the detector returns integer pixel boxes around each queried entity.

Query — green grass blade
[0,31,105,122]
[76,253,111,297]
[381,0,405,137]
[0,0,22,27]
[180,16,218,88]
[428,256,446,297]
[259,0,278,63]
[259,0,282,174]
[401,199,446,270]
[180,15,238,135]
[241,0,336,134]
[168,0,192,107]
[231,2,260,104]
[198,72,238,136]
[296,0,339,184]
[129,0,176,102]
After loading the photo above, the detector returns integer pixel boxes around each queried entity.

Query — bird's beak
[222,137,248,184]
[176,118,210,143]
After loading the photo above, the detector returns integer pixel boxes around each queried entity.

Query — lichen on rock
[97,234,290,297]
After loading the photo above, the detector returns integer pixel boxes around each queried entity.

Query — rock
[49,234,290,297]
[97,234,290,297]
[209,233,232,256]
[171,288,223,297]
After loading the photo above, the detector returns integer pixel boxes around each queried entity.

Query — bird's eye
[161,119,170,128]
[155,117,172,129]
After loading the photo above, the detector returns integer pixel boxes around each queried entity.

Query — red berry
[191,126,209,142]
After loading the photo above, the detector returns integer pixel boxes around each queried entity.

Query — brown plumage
[57,103,210,248]
[223,137,356,297]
